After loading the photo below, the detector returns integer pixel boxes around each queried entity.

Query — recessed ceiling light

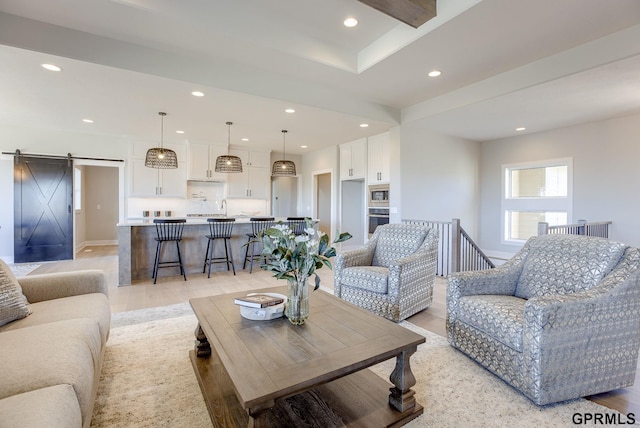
[241,138,249,142]
[428,70,442,77]
[191,91,205,97]
[300,145,308,149]
[344,17,358,28]
[42,63,62,72]
[360,123,369,128]
[285,108,296,113]
[176,130,185,134]
[82,118,94,123]
[515,127,526,131]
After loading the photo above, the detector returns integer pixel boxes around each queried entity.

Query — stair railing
[402,218,494,276]
[538,220,611,238]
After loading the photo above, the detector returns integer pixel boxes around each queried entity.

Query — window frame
[501,158,573,245]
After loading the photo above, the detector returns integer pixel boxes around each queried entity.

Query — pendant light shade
[214,122,243,173]
[145,112,178,169]
[272,129,296,176]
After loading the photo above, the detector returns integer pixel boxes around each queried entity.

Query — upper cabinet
[367,132,390,184]
[128,141,186,198]
[226,148,271,199]
[340,138,366,181]
[186,141,228,181]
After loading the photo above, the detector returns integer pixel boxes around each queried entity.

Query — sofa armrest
[18,270,108,303]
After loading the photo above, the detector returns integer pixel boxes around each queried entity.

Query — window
[502,159,572,243]
[74,167,82,211]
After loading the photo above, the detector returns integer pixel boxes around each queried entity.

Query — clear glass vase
[285,277,309,325]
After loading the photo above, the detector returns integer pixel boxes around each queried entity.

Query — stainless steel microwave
[369,184,389,207]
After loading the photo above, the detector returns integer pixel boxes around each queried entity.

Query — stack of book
[234,294,285,308]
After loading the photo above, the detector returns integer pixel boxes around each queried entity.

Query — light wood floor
[29,245,637,415]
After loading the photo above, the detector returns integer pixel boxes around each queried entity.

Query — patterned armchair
[334,223,438,322]
[447,234,640,405]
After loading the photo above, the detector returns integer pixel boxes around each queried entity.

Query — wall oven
[368,208,390,236]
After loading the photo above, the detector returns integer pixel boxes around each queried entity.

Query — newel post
[451,218,461,273]
[537,222,549,235]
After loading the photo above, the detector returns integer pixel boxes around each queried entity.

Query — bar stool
[152,219,187,284]
[242,217,275,273]
[203,218,236,278]
[287,216,308,236]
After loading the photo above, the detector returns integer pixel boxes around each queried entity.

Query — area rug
[8,263,41,277]
[91,303,629,427]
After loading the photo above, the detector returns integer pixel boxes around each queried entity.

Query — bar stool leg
[203,238,212,274]
[243,235,251,269]
[207,238,215,279]
[226,239,236,275]
[153,241,162,284]
[176,240,187,281]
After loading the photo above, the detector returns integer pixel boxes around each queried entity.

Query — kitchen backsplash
[127,182,268,218]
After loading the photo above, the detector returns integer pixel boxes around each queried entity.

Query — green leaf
[318,233,329,254]
[323,247,336,259]
[314,274,321,290]
[334,232,352,243]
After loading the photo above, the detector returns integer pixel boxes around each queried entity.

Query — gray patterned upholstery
[334,223,439,322]
[447,234,640,405]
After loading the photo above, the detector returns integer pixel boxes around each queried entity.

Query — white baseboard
[76,240,117,254]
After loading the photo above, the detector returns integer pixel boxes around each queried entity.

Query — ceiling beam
[357,0,437,28]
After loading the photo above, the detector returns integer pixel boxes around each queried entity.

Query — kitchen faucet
[219,199,227,217]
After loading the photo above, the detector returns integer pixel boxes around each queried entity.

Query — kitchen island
[117,217,310,286]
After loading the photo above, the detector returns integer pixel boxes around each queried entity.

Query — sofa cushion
[457,295,526,352]
[0,259,31,327]
[0,293,111,344]
[0,318,102,424]
[340,266,389,294]
[372,224,427,268]
[0,384,82,428]
[515,235,627,299]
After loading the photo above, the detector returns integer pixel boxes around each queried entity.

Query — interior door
[14,156,74,262]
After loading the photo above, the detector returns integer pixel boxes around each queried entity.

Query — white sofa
[0,260,111,428]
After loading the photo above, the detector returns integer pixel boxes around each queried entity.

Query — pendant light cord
[282,129,287,160]
[159,112,166,149]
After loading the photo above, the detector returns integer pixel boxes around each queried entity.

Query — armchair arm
[333,242,376,298]
[18,270,108,303]
[387,229,439,300]
[522,270,640,403]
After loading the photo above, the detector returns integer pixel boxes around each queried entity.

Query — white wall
[399,122,480,238]
[479,111,640,255]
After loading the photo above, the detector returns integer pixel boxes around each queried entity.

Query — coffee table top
[190,286,425,409]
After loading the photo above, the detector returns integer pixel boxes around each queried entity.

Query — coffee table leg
[247,399,274,428]
[388,346,418,412]
[194,324,211,358]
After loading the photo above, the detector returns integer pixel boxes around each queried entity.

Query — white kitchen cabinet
[226,148,271,198]
[367,132,390,184]
[187,141,228,181]
[340,138,366,180]
[128,142,186,197]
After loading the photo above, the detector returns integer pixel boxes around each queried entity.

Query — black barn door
[14,156,73,262]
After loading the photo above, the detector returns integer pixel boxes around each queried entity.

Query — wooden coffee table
[189,286,426,427]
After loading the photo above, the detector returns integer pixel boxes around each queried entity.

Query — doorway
[312,170,334,239]
[14,156,73,262]
[271,176,298,217]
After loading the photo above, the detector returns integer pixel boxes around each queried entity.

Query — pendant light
[272,129,296,176]
[145,112,178,169]
[214,121,243,173]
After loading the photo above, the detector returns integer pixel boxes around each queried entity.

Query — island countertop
[116,216,298,226]
[117,217,315,286]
